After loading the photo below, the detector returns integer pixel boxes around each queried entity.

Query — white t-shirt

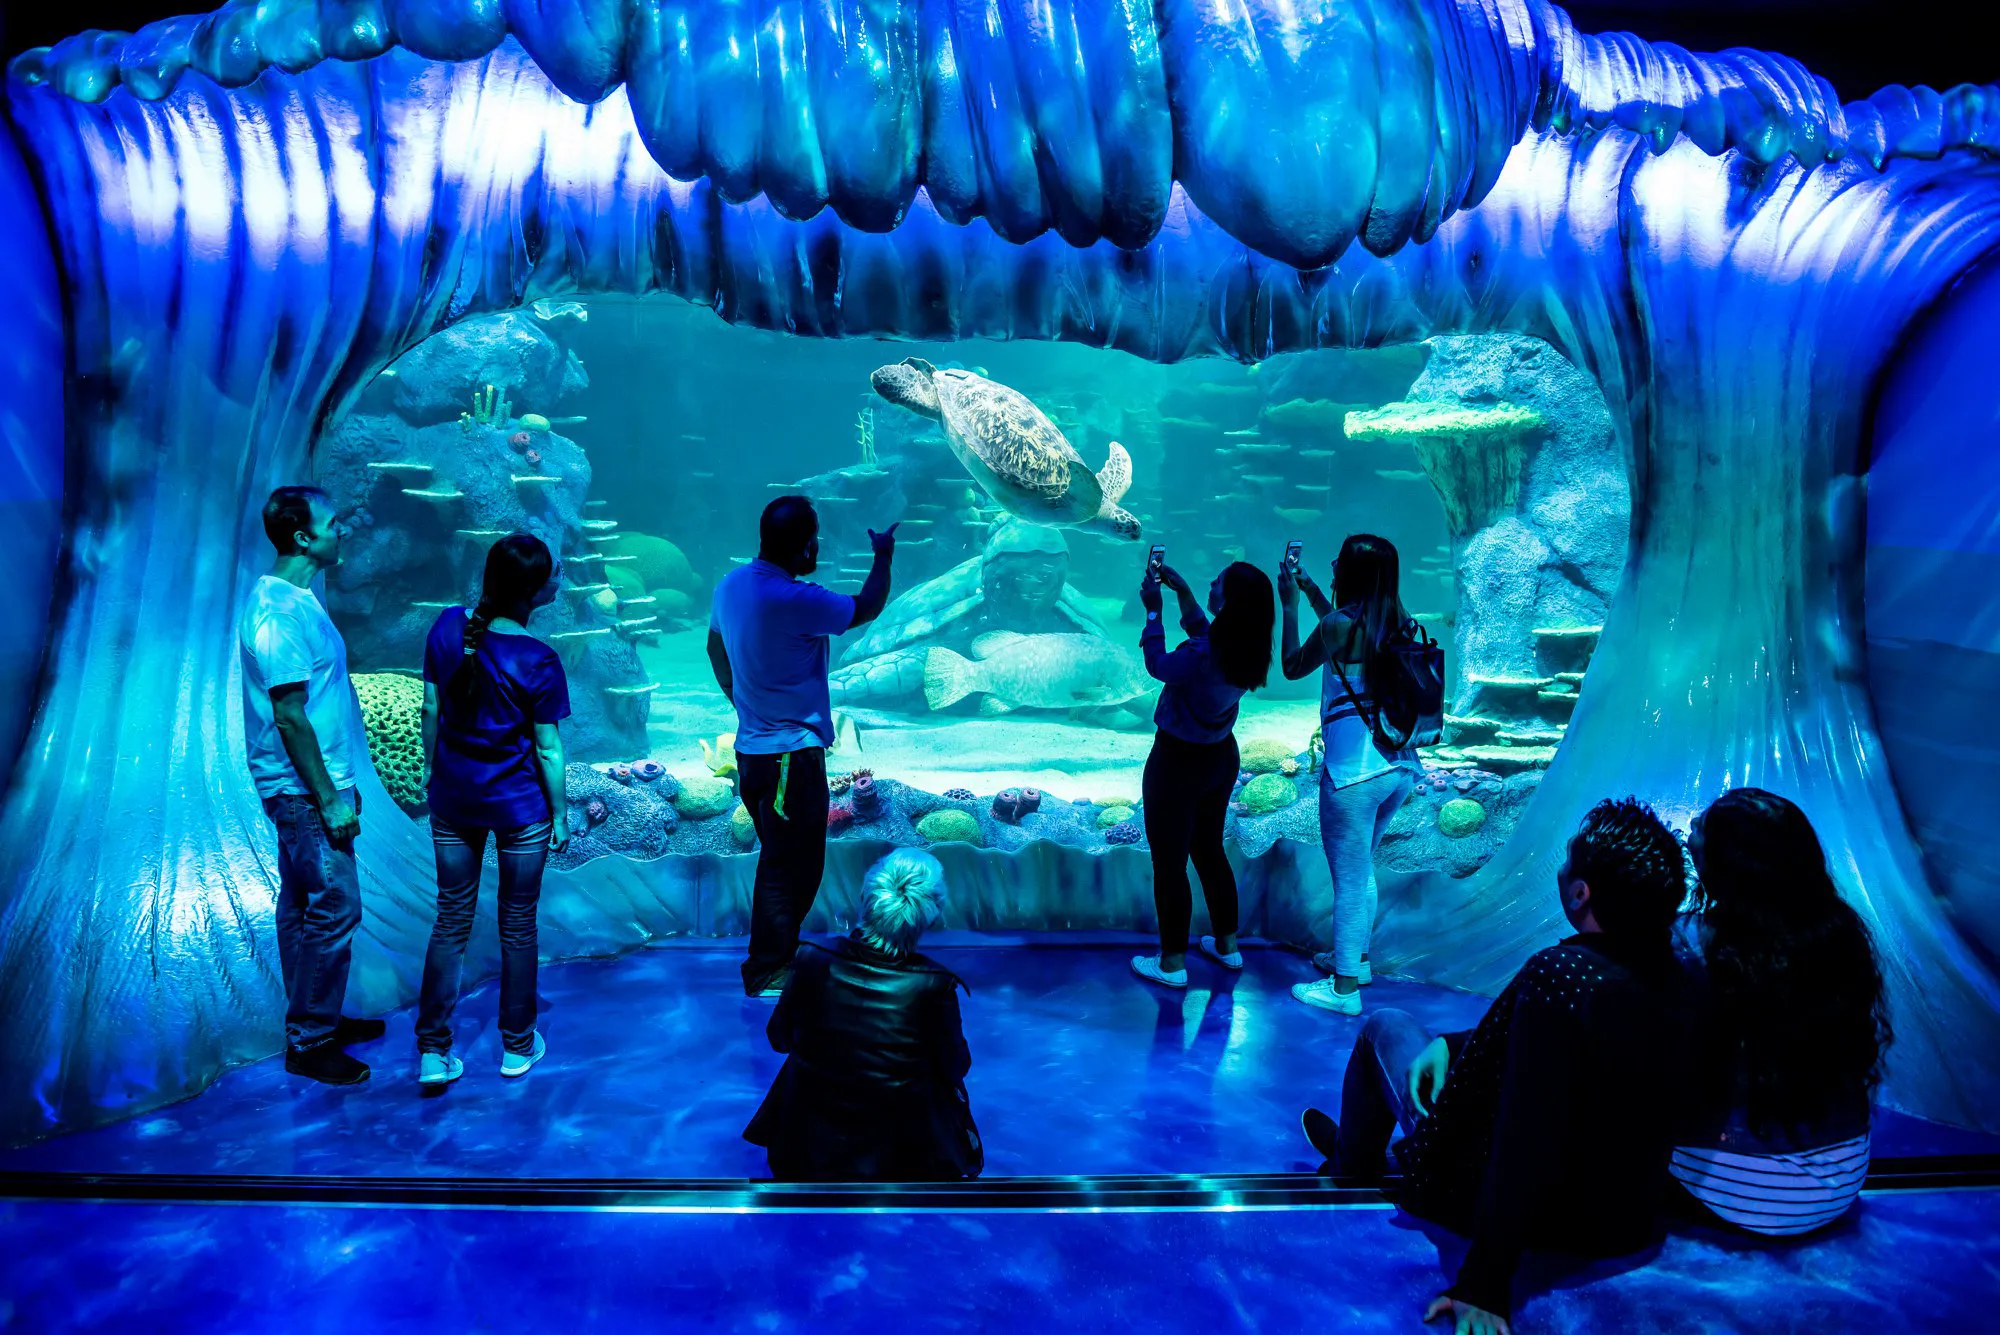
[238,574,364,799]
[709,559,856,755]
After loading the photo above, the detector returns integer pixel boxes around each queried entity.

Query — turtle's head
[1090,505,1144,542]
[871,358,942,421]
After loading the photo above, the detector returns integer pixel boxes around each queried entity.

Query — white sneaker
[418,1051,463,1086]
[1197,936,1244,971]
[1130,955,1188,989]
[1311,952,1373,985]
[1293,978,1363,1015]
[500,1032,547,1078]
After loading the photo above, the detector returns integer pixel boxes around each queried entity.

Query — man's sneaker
[1196,936,1244,971]
[335,1016,388,1045]
[500,1032,547,1078]
[1311,952,1372,986]
[1130,955,1188,989]
[418,1051,464,1086]
[284,1045,370,1086]
[1301,1107,1341,1162]
[1292,978,1363,1015]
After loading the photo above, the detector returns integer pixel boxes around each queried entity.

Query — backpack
[1333,618,1445,754]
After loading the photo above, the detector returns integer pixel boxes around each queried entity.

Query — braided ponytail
[444,534,555,716]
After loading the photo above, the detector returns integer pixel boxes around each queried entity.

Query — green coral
[354,673,427,814]
[675,774,737,819]
[520,412,551,432]
[917,810,984,846]
[730,803,757,847]
[1236,773,1299,814]
[1097,805,1136,829]
[1342,401,1543,440]
[1438,798,1487,838]
[1239,738,1297,774]
[621,531,697,595]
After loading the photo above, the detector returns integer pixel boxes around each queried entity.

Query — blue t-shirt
[423,607,572,829]
[709,559,856,754]
[1142,610,1248,745]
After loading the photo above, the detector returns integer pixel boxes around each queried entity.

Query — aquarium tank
[0,0,1997,1159]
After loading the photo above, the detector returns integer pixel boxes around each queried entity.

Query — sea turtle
[871,359,1141,540]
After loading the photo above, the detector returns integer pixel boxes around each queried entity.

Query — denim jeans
[1317,765,1418,977]
[418,818,552,1056]
[263,789,363,1055]
[1334,1007,1433,1177]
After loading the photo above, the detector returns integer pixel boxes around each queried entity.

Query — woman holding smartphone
[1280,534,1421,1015]
[1129,552,1277,988]
[416,534,572,1085]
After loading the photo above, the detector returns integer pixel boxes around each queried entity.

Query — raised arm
[1279,567,1328,682]
[850,523,899,628]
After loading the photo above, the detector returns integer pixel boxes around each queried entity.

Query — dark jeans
[1141,731,1240,959]
[1334,1007,1433,1176]
[263,789,363,1055]
[418,818,552,1056]
[739,746,831,994]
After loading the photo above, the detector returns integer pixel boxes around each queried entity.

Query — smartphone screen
[1147,544,1166,577]
[1284,540,1302,572]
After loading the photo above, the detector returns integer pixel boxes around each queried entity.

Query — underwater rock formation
[353,674,428,815]
[1355,336,1629,764]
[320,312,653,761]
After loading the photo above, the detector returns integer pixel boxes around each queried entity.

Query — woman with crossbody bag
[416,534,572,1084]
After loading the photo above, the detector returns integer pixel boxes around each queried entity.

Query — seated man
[745,849,983,1182]
[1302,797,1702,1334]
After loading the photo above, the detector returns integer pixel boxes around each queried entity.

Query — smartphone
[1283,540,1303,574]
[1146,544,1167,578]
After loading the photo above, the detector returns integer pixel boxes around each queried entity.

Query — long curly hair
[447,534,555,715]
[1330,533,1412,716]
[1209,562,1275,690]
[1691,788,1892,1138]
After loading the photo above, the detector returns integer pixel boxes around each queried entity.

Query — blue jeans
[1334,1007,1432,1177]
[263,789,363,1055]
[418,819,552,1056]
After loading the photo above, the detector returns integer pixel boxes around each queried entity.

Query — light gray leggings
[1317,766,1417,978]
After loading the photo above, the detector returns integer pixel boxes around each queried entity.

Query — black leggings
[1141,731,1241,959]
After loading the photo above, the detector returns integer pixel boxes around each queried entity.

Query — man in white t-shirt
[238,486,383,1085]
[709,495,897,996]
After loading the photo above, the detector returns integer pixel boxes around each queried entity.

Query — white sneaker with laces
[418,1051,463,1086]
[500,1031,547,1078]
[1130,955,1188,989]
[1293,978,1363,1015]
[1311,952,1372,985]
[1197,936,1244,971]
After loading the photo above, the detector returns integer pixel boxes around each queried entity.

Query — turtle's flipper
[1084,503,1143,541]
[1095,441,1133,504]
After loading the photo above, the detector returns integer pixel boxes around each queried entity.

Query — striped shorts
[1669,1134,1870,1236]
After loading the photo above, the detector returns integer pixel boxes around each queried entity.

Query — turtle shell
[934,370,1098,516]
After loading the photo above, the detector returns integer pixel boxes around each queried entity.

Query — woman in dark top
[416,534,571,1086]
[1129,560,1276,988]
[746,849,981,1181]
[1673,788,1892,1234]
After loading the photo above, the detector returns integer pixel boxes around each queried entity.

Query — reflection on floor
[5,940,1999,1330]
[4,939,1990,1178]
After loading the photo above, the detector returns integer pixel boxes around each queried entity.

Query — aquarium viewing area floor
[4,939,1998,1331]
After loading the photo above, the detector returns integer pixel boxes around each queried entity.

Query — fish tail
[923,647,981,710]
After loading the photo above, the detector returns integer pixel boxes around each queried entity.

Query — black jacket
[744,934,982,1182]
[1395,932,1706,1318]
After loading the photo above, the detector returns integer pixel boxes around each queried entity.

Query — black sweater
[1394,932,1705,1317]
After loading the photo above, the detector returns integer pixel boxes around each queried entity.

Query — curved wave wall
[0,14,1997,1139]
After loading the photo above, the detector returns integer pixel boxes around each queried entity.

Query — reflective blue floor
[3,937,1990,1177]
[5,939,2000,1331]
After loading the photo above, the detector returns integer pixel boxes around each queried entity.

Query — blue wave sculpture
[0,1,1997,1142]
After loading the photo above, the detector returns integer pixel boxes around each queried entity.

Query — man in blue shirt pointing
[709,495,898,996]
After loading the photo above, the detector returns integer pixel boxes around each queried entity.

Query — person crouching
[744,849,983,1182]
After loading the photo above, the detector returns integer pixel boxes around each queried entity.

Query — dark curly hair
[1691,788,1891,1139]
[1564,796,1689,945]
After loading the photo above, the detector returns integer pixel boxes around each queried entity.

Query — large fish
[923,632,1153,714]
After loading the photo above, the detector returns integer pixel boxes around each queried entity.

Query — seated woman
[745,849,982,1182]
[1675,788,1893,1235]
